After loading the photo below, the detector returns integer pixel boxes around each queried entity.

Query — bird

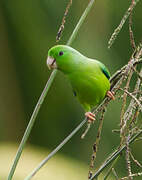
[47,45,114,123]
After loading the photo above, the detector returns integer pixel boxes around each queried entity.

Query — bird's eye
[59,51,64,56]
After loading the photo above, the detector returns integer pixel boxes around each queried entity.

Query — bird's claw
[85,112,96,123]
[107,90,115,100]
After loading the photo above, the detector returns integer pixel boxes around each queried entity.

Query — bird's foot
[107,90,115,100]
[85,112,96,123]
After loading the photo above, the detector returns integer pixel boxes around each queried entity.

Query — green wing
[98,62,110,80]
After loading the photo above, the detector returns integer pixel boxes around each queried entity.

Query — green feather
[47,45,111,112]
[99,63,110,80]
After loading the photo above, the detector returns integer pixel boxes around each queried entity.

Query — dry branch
[108,0,140,48]
[90,43,142,179]
[56,0,72,42]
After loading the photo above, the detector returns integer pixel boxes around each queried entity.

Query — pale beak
[46,56,57,70]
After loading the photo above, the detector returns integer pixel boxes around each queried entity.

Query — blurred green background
[0,0,142,179]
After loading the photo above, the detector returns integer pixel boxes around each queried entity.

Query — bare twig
[112,129,121,133]
[119,88,142,112]
[132,66,142,81]
[125,135,133,180]
[134,137,142,142]
[90,129,142,179]
[120,172,142,180]
[104,156,120,180]
[108,0,139,48]
[129,109,139,127]
[120,67,142,135]
[112,168,119,180]
[56,0,72,42]
[120,68,133,145]
[130,151,142,167]
[88,108,106,179]
[81,122,92,139]
[129,0,136,49]
[90,46,142,179]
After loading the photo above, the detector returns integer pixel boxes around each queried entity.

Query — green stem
[7,0,96,180]
[24,119,87,180]
[103,156,120,180]
[67,0,95,46]
[7,69,57,180]
[91,129,142,180]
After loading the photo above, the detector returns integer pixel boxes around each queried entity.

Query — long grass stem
[7,69,57,180]
[24,119,87,180]
[7,0,96,180]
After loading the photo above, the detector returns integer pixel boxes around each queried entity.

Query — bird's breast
[68,71,110,108]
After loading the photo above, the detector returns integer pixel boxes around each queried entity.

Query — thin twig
[81,122,92,139]
[91,64,142,180]
[108,0,139,48]
[119,88,142,112]
[125,135,132,180]
[134,137,142,142]
[132,66,142,81]
[130,109,139,126]
[109,57,142,87]
[112,168,119,180]
[120,67,142,137]
[112,129,121,134]
[56,0,72,42]
[129,0,136,50]
[120,172,142,180]
[134,58,142,65]
[120,68,133,145]
[129,127,141,135]
[89,108,106,179]
[129,95,141,129]
[104,156,120,180]
[90,129,142,179]
[130,151,142,167]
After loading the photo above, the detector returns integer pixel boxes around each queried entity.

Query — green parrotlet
[47,45,114,122]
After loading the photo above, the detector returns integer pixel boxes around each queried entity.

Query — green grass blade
[7,0,96,180]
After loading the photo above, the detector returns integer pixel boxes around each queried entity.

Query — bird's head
[47,45,84,74]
